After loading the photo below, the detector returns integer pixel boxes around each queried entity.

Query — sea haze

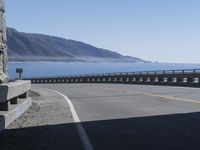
[9,62,200,79]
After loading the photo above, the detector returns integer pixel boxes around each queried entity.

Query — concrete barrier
[0,80,31,111]
[0,97,32,132]
[0,80,32,132]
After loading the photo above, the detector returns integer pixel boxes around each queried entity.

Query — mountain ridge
[6,27,149,63]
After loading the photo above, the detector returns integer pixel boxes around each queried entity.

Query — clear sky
[5,0,200,63]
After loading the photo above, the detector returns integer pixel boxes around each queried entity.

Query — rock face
[0,0,8,83]
[7,28,149,63]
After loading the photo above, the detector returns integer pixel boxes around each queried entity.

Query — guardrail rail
[25,69,200,87]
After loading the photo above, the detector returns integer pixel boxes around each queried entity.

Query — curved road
[32,84,200,150]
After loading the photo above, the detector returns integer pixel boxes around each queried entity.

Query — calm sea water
[8,62,200,79]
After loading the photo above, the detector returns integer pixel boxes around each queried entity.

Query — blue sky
[5,0,200,63]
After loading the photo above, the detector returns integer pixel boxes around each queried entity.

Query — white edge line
[34,88,94,150]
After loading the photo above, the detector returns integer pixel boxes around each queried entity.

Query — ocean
[8,62,200,79]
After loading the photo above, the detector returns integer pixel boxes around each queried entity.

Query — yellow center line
[103,87,200,104]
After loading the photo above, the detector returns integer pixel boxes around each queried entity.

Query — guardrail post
[146,77,150,83]
[154,77,158,83]
[126,77,129,83]
[143,77,149,84]
[0,101,8,111]
[19,92,28,99]
[10,97,18,104]
[139,77,143,83]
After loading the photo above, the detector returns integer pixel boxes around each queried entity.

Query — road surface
[2,83,200,150]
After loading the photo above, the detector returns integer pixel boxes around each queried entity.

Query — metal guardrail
[25,69,200,87]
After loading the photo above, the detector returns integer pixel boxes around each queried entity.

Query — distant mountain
[6,27,149,63]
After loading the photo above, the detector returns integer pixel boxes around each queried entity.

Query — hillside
[7,28,148,62]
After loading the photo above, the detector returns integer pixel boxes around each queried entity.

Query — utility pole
[0,0,8,83]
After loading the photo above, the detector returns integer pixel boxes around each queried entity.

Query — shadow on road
[0,112,200,150]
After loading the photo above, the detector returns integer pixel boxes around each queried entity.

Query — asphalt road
[31,84,200,150]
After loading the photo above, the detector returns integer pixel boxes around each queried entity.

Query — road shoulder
[0,88,84,150]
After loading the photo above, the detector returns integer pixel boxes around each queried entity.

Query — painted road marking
[41,88,94,150]
[103,87,200,104]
